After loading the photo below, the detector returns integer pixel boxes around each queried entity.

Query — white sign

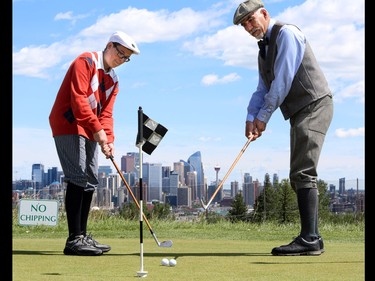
[18,199,59,226]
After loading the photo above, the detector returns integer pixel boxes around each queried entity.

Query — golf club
[200,136,253,210]
[109,156,173,248]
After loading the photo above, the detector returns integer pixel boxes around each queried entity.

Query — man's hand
[245,119,266,140]
[93,129,108,144]
[93,129,113,158]
[106,143,115,159]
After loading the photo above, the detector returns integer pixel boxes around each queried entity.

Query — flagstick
[137,107,147,278]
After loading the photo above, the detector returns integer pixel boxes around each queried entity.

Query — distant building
[32,163,44,190]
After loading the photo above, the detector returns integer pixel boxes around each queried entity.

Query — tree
[120,201,150,220]
[227,192,248,222]
[264,173,272,187]
[150,201,171,220]
[251,178,280,222]
[317,179,331,222]
[275,179,298,223]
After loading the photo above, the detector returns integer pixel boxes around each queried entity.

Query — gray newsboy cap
[233,0,264,25]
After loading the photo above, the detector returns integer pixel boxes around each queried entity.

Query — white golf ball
[169,258,177,267]
[161,258,169,266]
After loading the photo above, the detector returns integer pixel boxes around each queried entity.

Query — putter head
[159,240,173,247]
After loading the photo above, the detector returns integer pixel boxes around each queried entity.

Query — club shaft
[109,156,158,242]
[205,137,253,209]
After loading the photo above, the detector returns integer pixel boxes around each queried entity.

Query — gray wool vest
[258,22,332,120]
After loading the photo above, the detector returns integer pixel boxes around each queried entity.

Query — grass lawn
[12,220,365,281]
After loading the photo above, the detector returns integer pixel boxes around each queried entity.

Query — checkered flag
[136,112,168,155]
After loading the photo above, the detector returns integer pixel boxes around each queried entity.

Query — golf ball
[161,258,169,266]
[169,259,177,267]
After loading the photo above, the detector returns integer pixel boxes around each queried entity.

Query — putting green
[12,238,364,281]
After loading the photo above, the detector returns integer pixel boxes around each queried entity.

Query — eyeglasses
[114,44,130,62]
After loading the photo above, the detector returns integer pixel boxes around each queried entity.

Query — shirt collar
[265,18,276,40]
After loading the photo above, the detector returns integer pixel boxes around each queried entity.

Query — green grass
[13,214,365,281]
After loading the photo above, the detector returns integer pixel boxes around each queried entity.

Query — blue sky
[13,0,364,189]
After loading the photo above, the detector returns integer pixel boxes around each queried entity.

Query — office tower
[107,173,122,208]
[173,161,185,185]
[207,181,222,204]
[161,166,171,194]
[165,195,177,207]
[162,176,170,195]
[187,151,205,201]
[32,163,44,190]
[339,178,345,195]
[95,174,108,207]
[242,172,255,207]
[230,181,239,198]
[186,171,198,201]
[162,166,171,178]
[121,152,139,174]
[123,171,137,187]
[169,171,179,196]
[98,166,112,177]
[46,167,58,186]
[329,183,336,199]
[144,162,163,202]
[177,186,191,207]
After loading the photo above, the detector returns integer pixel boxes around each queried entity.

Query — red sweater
[49,51,118,143]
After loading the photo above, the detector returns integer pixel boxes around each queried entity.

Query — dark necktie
[258,36,268,59]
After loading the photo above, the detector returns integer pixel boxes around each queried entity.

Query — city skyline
[13,0,364,185]
[15,154,365,192]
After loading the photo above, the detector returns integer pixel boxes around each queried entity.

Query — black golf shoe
[63,235,103,256]
[84,233,111,253]
[271,236,321,256]
[319,236,325,253]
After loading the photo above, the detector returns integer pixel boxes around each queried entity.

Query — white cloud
[335,127,364,138]
[184,0,364,99]
[332,80,364,104]
[183,26,257,68]
[201,72,241,85]
[198,136,222,142]
[54,11,74,21]
[80,7,228,43]
[54,11,90,25]
[13,6,228,78]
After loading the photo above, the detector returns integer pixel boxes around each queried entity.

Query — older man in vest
[233,0,333,256]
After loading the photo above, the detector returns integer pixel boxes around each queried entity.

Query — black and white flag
[136,112,168,155]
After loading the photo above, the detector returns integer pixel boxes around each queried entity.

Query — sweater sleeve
[98,81,118,143]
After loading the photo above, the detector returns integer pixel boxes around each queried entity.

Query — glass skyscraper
[187,151,205,200]
[31,163,44,190]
